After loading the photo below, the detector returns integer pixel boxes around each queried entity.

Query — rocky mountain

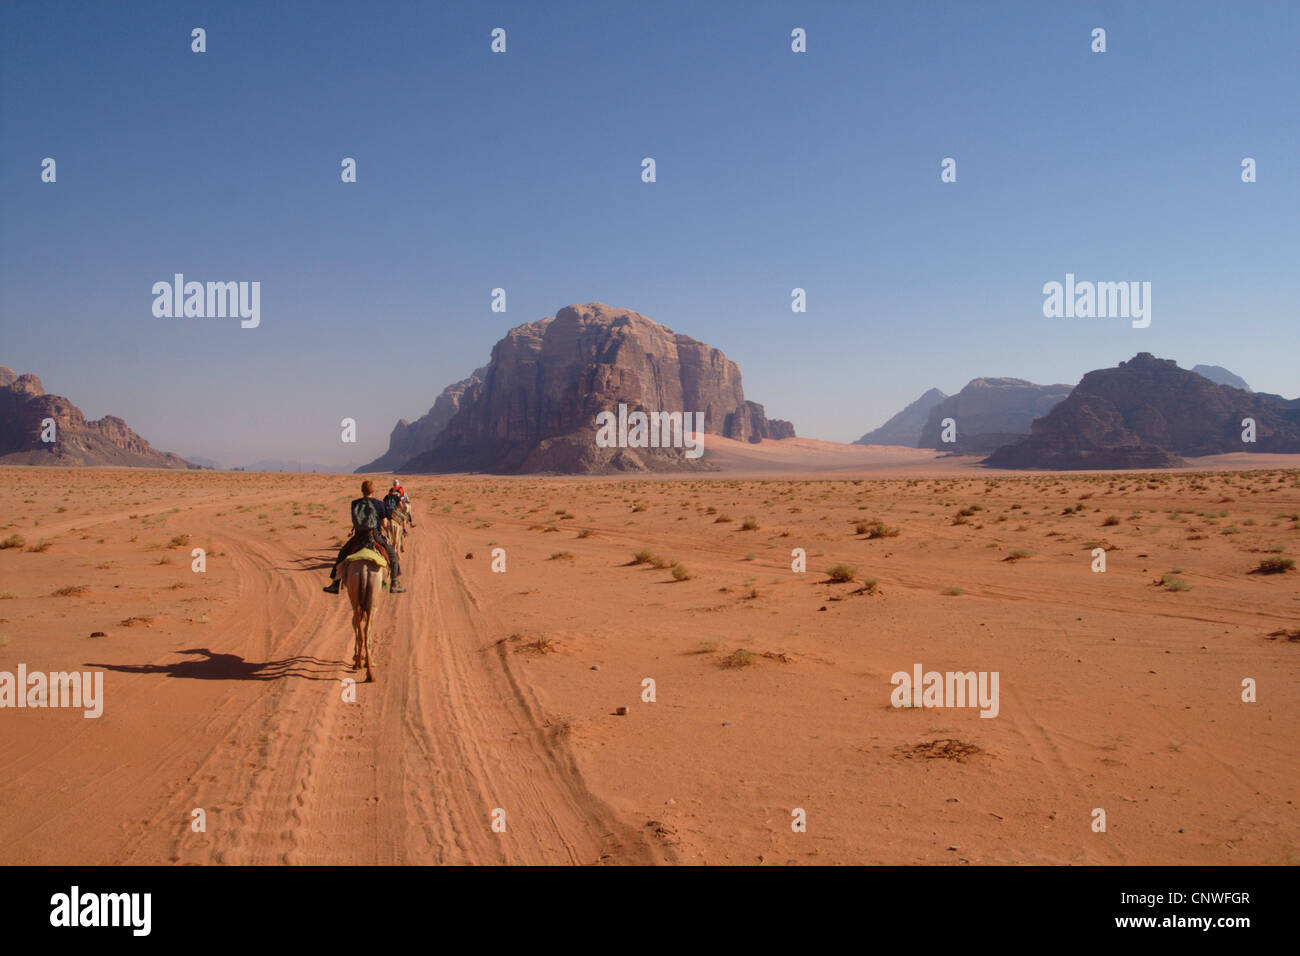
[916,378,1073,454]
[854,387,947,447]
[1192,365,1251,391]
[985,353,1300,469]
[0,366,192,468]
[360,367,488,473]
[1257,392,1300,410]
[385,303,795,474]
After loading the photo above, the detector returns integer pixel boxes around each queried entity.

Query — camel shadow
[281,551,338,572]
[88,647,347,682]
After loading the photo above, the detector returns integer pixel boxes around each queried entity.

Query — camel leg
[362,566,376,682]
[362,609,374,683]
[356,610,365,674]
[369,566,384,681]
[352,609,363,671]
[345,563,364,669]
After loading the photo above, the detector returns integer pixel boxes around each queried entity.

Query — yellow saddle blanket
[343,547,388,568]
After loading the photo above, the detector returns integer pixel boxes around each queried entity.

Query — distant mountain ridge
[238,458,360,473]
[1192,365,1251,391]
[986,353,1300,469]
[855,387,947,447]
[0,365,192,468]
[360,367,488,473]
[917,378,1073,454]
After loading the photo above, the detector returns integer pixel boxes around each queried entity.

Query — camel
[388,508,406,554]
[341,547,388,682]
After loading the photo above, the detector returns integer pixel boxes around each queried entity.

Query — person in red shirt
[389,479,414,527]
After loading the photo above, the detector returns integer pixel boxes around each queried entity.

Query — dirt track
[0,480,667,865]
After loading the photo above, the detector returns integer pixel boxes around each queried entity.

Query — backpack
[351,497,383,534]
[384,493,402,513]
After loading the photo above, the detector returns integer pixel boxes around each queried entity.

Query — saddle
[343,546,389,568]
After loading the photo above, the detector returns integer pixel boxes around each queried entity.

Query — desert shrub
[0,535,25,550]
[719,649,756,668]
[857,520,900,538]
[826,564,856,583]
[1253,557,1295,575]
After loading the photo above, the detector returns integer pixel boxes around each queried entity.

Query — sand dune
[1,465,1296,865]
[705,435,1300,478]
[704,436,956,474]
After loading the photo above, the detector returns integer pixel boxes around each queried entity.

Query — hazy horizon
[0,341,1290,469]
[3,0,1297,466]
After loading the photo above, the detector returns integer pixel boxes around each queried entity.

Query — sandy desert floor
[0,461,1297,865]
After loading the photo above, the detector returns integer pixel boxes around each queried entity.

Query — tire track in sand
[377,521,669,864]
[118,514,665,865]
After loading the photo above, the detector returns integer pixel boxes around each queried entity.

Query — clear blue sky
[2,0,1297,466]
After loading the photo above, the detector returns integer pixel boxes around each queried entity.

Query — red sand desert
[1,457,1297,865]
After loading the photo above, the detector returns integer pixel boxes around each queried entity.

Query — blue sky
[2,0,1297,466]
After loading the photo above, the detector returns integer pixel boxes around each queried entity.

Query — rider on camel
[323,479,405,594]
